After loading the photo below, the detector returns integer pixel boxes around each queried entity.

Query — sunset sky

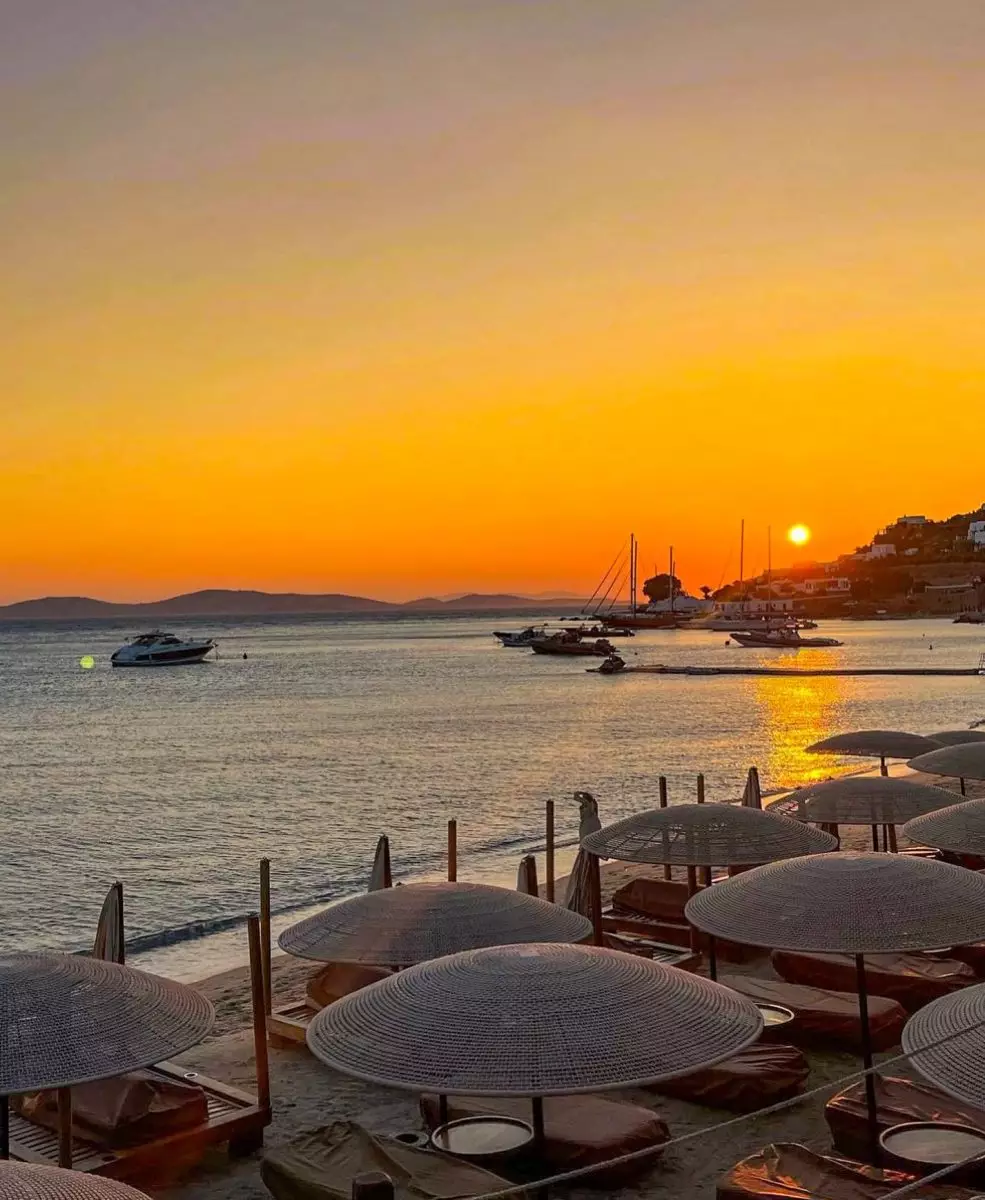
[3,1,983,603]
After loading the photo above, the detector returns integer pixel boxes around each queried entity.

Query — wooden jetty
[594,663,984,678]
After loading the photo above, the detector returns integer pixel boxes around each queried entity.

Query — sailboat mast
[739,519,745,609]
[630,532,637,615]
[767,525,772,614]
[669,545,674,613]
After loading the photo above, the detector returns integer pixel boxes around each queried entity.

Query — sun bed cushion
[420,1093,668,1184]
[262,1120,509,1200]
[612,877,691,921]
[718,975,905,1052]
[652,1044,808,1112]
[771,950,974,1011]
[13,1071,208,1148]
[826,1075,985,1164]
[306,962,393,1010]
[717,1141,980,1200]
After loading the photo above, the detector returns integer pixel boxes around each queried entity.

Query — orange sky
[3,1,983,603]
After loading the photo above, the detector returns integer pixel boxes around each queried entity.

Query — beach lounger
[717,1141,980,1200]
[262,1120,510,1200]
[718,975,906,1052]
[652,1044,809,1112]
[602,930,701,970]
[10,886,272,1182]
[826,1075,985,1166]
[419,1093,670,1185]
[771,949,974,1011]
[602,904,759,962]
[268,962,393,1046]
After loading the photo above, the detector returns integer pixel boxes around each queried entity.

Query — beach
[163,776,983,1200]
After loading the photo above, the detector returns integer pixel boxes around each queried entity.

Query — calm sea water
[1,615,982,978]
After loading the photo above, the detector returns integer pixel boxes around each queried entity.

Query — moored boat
[493,626,544,647]
[729,628,842,649]
[111,631,217,667]
[530,633,616,657]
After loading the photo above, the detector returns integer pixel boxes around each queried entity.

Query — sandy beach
[156,771,984,1200]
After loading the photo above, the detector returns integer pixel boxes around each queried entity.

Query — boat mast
[669,545,674,614]
[630,532,637,616]
[767,525,772,615]
[739,518,745,612]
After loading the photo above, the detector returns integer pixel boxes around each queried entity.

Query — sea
[1,614,982,980]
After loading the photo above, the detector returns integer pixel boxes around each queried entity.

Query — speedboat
[729,627,842,649]
[493,626,544,647]
[111,631,217,667]
[530,633,615,657]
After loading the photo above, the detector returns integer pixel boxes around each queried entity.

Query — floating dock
[595,664,984,678]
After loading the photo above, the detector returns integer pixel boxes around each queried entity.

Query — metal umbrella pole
[855,953,879,1159]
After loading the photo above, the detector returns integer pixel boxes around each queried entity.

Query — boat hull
[530,639,613,657]
[111,645,214,667]
[729,632,842,649]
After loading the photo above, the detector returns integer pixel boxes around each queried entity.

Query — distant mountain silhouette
[0,589,581,620]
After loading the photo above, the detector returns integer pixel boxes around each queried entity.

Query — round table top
[430,1116,534,1158]
[880,1121,985,1166]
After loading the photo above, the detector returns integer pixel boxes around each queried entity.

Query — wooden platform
[9,1063,270,1182]
[595,664,985,678]
[268,999,317,1046]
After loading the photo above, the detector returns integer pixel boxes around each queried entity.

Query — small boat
[530,633,616,657]
[729,627,842,649]
[111,631,217,667]
[598,654,627,674]
[955,613,985,624]
[603,612,686,630]
[493,626,544,647]
[570,625,635,639]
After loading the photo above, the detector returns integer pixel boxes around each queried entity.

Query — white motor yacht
[111,631,216,667]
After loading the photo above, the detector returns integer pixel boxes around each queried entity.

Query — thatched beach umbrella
[807,730,941,776]
[279,882,592,967]
[307,942,762,1145]
[0,953,213,1163]
[768,776,955,851]
[685,852,985,1148]
[910,742,985,798]
[929,730,985,747]
[902,983,985,1111]
[582,804,836,976]
[903,796,985,856]
[0,1163,150,1200]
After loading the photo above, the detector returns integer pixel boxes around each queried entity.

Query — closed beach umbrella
[582,804,835,977]
[742,767,762,810]
[307,942,762,1142]
[769,776,955,851]
[0,953,213,1162]
[807,730,941,776]
[903,797,985,856]
[0,1163,150,1200]
[902,984,985,1111]
[929,730,985,747]
[516,854,539,896]
[368,835,392,891]
[909,742,985,798]
[279,882,592,967]
[685,852,985,1145]
[91,882,125,965]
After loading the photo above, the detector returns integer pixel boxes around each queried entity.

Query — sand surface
[148,771,983,1199]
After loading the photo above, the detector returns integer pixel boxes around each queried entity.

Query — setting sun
[788,524,812,547]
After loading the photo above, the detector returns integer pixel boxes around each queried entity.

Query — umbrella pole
[708,935,718,982]
[870,825,879,851]
[545,800,555,902]
[0,1095,8,1159]
[248,914,272,1115]
[447,819,457,882]
[260,857,272,1016]
[57,1087,72,1168]
[887,825,898,853]
[659,777,672,881]
[531,1096,545,1145]
[880,756,888,777]
[589,853,604,946]
[686,866,700,953]
[961,777,967,797]
[855,954,879,1160]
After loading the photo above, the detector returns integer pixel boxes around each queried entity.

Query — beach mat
[652,1044,808,1112]
[13,1071,207,1148]
[262,1121,509,1200]
[718,975,905,1052]
[718,1141,981,1200]
[826,1075,985,1167]
[420,1093,669,1185]
[771,950,974,1011]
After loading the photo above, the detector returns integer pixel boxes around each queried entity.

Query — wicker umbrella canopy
[581,803,836,867]
[902,984,985,1110]
[929,730,985,747]
[0,1164,149,1200]
[768,776,955,826]
[909,743,985,782]
[807,731,941,761]
[0,953,213,1095]
[684,851,985,954]
[903,797,985,855]
[307,942,762,1096]
[279,882,593,966]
